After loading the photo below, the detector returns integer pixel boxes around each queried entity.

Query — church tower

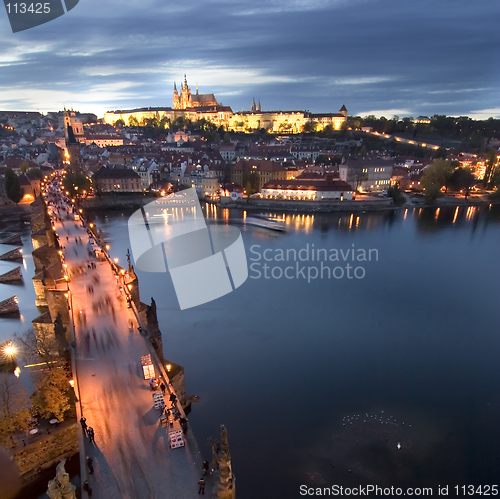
[180,74,192,109]
[251,98,256,112]
[173,82,180,109]
[339,104,348,117]
[257,99,261,112]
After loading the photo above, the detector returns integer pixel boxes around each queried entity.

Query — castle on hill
[103,75,348,133]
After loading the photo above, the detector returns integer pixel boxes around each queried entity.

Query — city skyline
[0,0,499,119]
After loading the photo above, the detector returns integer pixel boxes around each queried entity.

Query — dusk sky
[1,0,499,119]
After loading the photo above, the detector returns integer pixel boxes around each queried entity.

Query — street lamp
[3,341,16,358]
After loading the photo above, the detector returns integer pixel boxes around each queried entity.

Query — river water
[2,204,500,498]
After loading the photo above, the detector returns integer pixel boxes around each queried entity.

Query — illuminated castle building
[104,76,348,133]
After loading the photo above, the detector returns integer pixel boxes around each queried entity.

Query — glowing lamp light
[120,269,125,275]
[166,364,172,372]
[114,258,119,263]
[79,209,83,213]
[64,293,69,299]
[69,379,75,388]
[3,341,16,358]
[58,250,63,256]
[64,275,69,281]
[105,245,110,250]
[14,367,21,378]
[89,223,94,228]
[127,284,132,290]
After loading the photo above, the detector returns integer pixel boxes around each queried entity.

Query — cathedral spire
[174,81,177,91]
[251,98,256,112]
[196,83,199,95]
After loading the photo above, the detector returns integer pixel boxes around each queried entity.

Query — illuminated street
[51,192,208,498]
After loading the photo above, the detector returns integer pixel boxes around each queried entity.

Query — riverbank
[217,195,499,213]
[79,193,155,211]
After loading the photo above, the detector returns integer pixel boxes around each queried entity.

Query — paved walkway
[49,189,208,498]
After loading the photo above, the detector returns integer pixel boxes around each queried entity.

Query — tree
[4,168,24,203]
[30,362,72,422]
[446,168,476,198]
[19,161,30,174]
[352,169,368,192]
[14,327,60,365]
[387,183,405,205]
[114,119,125,128]
[28,167,44,180]
[302,120,318,133]
[128,116,139,127]
[420,159,455,201]
[242,168,260,198]
[0,374,31,448]
[482,150,498,187]
[223,132,231,144]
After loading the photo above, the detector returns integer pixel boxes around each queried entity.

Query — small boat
[245,215,286,232]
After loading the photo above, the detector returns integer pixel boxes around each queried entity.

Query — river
[3,204,500,498]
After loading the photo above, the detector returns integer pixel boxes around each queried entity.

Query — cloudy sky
[1,0,499,119]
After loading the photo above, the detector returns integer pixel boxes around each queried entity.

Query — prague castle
[103,75,347,133]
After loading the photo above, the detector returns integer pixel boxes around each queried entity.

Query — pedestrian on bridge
[88,427,95,444]
[80,417,87,436]
[86,456,94,474]
[198,478,206,495]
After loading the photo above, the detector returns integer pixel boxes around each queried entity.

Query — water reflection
[202,203,500,236]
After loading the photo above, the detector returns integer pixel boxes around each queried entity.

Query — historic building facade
[173,75,218,109]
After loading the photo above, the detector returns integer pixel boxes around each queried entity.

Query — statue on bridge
[46,459,76,499]
[208,425,235,499]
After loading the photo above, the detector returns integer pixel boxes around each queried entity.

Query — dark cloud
[0,0,498,118]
